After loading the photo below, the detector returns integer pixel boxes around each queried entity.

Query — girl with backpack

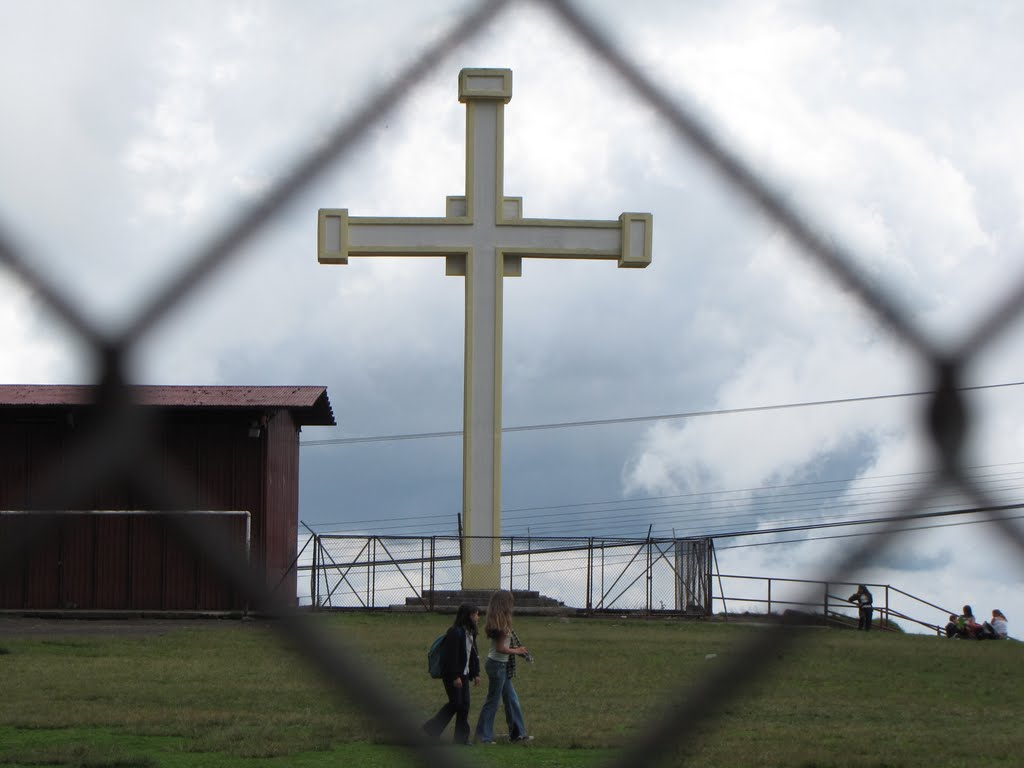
[475,589,533,744]
[422,603,480,745]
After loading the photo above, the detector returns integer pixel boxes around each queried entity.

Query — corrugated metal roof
[0,385,335,426]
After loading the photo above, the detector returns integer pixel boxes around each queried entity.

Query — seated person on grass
[960,605,982,639]
[990,609,1009,639]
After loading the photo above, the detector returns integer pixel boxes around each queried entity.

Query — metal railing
[304,533,712,615]
[2,1,1022,766]
[299,533,952,633]
[713,573,951,635]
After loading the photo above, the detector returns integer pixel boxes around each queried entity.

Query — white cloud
[0,278,84,382]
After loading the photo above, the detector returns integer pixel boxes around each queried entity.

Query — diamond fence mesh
[1,0,1023,765]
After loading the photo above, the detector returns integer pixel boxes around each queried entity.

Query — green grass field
[0,612,1020,767]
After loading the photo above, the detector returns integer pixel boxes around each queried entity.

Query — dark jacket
[441,625,480,682]
[848,588,873,607]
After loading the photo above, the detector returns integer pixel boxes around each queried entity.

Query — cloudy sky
[2,1,1023,631]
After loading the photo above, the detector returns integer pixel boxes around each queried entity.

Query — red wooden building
[0,385,334,612]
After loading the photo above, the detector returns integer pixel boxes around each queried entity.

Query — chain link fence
[1,1,1022,766]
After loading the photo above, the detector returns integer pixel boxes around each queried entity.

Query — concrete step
[393,589,570,614]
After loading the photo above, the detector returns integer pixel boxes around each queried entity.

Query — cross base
[399,589,569,615]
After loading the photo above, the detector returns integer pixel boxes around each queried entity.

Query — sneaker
[512,735,534,743]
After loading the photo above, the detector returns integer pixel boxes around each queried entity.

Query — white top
[487,632,510,663]
[992,617,1008,638]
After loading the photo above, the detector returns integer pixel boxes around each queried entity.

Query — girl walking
[422,603,480,745]
[475,589,532,744]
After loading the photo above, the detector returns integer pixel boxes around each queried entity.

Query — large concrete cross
[318,68,652,589]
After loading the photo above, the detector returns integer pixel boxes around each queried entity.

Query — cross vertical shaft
[461,71,507,587]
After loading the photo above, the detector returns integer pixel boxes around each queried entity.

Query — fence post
[646,536,653,614]
[527,532,532,592]
[586,537,593,612]
[311,534,319,610]
[508,536,514,591]
[823,581,829,620]
[457,514,463,590]
[601,542,606,610]
[429,537,435,611]
[767,578,772,615]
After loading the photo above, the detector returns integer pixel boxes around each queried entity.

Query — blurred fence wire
[1,0,1023,766]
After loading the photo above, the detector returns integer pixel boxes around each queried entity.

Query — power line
[716,513,1024,551]
[306,461,1024,537]
[503,475,1024,537]
[299,379,1024,447]
[502,462,1024,514]
[307,503,1022,551]
[505,463,1024,537]
[696,502,1024,541]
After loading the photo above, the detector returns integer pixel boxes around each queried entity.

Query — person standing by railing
[848,585,874,631]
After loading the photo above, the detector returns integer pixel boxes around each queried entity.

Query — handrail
[719,575,948,635]
[887,584,957,618]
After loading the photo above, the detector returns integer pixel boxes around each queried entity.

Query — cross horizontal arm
[318,209,652,267]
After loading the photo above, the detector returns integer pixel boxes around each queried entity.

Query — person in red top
[960,605,982,638]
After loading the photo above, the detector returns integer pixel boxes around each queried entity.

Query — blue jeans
[474,657,526,743]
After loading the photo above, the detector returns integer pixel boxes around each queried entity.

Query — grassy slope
[0,613,1020,767]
